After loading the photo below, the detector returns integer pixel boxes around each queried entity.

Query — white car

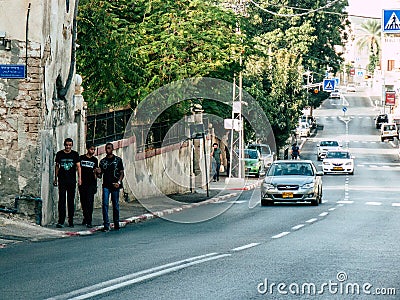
[317,140,341,161]
[346,84,356,92]
[330,90,341,98]
[380,123,398,142]
[322,150,354,175]
[296,122,310,138]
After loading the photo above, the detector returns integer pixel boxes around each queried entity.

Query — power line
[248,0,342,17]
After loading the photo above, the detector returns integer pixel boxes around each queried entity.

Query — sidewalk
[0,177,262,248]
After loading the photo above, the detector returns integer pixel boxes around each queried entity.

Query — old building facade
[0,0,84,224]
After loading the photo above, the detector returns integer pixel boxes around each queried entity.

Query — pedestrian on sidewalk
[78,144,99,228]
[211,143,222,182]
[53,138,81,228]
[97,143,124,231]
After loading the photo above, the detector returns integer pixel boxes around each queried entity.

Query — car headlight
[302,182,314,189]
[263,183,275,190]
[323,162,330,165]
[345,162,353,166]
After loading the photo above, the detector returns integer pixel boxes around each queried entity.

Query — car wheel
[381,137,384,142]
[349,171,354,175]
[311,199,319,206]
[255,170,260,178]
[317,156,321,161]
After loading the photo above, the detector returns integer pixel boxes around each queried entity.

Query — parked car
[374,114,388,129]
[247,144,275,168]
[301,115,317,129]
[296,122,311,138]
[260,160,323,206]
[346,84,356,92]
[380,123,398,142]
[242,149,265,178]
[322,150,354,175]
[317,140,342,161]
[330,89,341,99]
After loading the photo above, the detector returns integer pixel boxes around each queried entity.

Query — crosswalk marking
[365,202,382,206]
[392,203,400,207]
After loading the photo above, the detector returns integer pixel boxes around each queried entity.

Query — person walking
[211,143,222,182]
[291,143,300,160]
[54,138,81,228]
[98,143,124,231]
[78,144,99,228]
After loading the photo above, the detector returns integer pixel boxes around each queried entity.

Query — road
[1,90,399,299]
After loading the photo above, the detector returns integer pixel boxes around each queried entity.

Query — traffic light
[364,75,372,79]
[313,88,319,94]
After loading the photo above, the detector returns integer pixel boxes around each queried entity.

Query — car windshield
[320,141,339,147]
[248,145,271,156]
[326,151,350,159]
[268,163,314,176]
[385,125,396,130]
[244,150,258,159]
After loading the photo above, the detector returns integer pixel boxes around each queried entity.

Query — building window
[388,60,395,71]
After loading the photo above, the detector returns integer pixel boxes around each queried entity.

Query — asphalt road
[1,90,399,299]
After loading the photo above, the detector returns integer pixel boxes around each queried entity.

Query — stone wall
[0,0,82,225]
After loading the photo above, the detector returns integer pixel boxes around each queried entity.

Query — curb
[228,180,262,191]
[64,191,243,237]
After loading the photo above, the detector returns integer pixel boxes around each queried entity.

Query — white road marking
[328,207,336,211]
[291,224,305,230]
[319,212,329,217]
[392,203,400,207]
[337,200,354,204]
[227,200,246,204]
[231,243,260,251]
[306,218,318,223]
[48,253,230,300]
[271,232,290,239]
[365,202,382,206]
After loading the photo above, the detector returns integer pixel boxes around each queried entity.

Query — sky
[347,0,400,19]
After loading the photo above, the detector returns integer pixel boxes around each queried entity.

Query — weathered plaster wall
[0,0,82,225]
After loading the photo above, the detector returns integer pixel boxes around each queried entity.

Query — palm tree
[355,20,381,73]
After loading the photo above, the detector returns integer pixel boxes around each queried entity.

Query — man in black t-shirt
[54,138,81,228]
[97,142,124,231]
[78,144,99,228]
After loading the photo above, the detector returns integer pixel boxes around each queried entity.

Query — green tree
[77,0,242,111]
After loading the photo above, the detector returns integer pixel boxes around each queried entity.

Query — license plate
[333,167,343,171]
[282,192,293,198]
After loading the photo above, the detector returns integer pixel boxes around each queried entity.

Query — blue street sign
[0,65,26,79]
[342,106,347,113]
[323,79,335,92]
[334,77,340,86]
[383,10,400,33]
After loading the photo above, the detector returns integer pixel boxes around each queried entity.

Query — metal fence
[86,108,207,151]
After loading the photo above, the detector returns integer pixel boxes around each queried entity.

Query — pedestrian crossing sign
[383,10,400,33]
[323,79,335,92]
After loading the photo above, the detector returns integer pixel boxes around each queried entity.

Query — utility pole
[228,0,246,182]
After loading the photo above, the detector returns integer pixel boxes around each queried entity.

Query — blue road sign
[323,79,335,92]
[0,65,26,79]
[383,10,400,33]
[334,77,340,86]
[342,106,347,113]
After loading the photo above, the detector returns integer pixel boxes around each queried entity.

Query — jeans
[102,187,120,229]
[78,185,96,225]
[212,162,221,180]
[58,183,76,225]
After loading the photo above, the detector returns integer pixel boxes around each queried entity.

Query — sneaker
[56,223,64,228]
[102,226,110,232]
[113,226,120,231]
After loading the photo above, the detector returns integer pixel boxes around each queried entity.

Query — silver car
[261,160,323,206]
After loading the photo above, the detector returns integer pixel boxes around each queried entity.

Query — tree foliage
[77,0,350,148]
